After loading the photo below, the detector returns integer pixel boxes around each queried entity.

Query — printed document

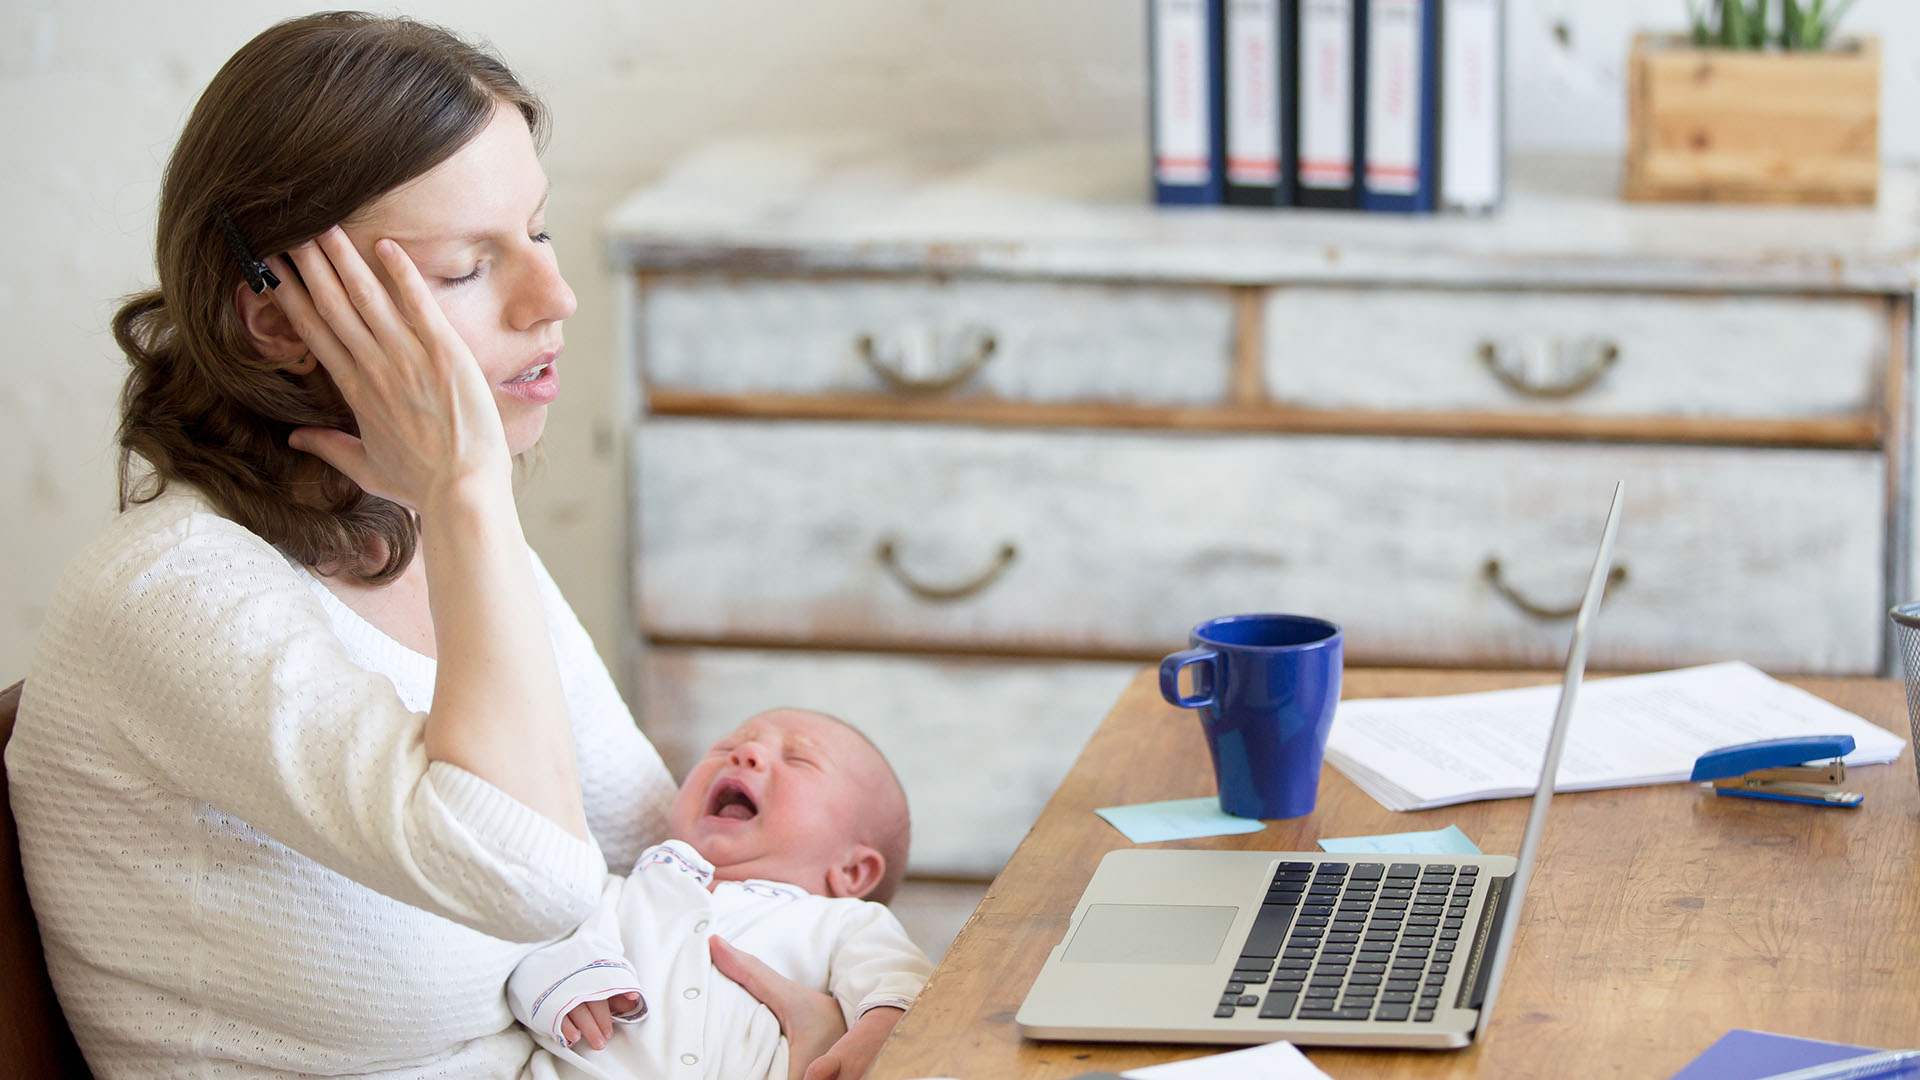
[1325,661,1908,811]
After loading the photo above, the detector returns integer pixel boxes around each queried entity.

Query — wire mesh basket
[1887,603,1920,788]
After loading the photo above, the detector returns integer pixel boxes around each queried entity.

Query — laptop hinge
[1456,874,1512,1010]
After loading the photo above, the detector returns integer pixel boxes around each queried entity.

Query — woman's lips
[498,348,561,405]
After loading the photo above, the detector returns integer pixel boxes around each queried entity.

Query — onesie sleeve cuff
[523,959,648,1040]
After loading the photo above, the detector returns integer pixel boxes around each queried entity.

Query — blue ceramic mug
[1158,613,1344,820]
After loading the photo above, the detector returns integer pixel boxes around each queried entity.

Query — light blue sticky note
[1096,797,1267,844]
[1318,824,1481,855]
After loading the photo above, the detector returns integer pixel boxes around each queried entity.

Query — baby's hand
[560,992,642,1051]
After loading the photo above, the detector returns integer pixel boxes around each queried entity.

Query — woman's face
[343,101,576,456]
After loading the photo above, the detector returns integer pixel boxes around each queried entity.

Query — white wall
[4,0,1916,680]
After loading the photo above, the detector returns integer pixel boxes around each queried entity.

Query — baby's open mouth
[705,777,758,821]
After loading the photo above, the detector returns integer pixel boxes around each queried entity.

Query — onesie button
[683,987,700,999]
[694,920,709,933]
[681,1052,699,1066]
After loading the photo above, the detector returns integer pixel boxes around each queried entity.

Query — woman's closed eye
[438,232,552,287]
[440,263,486,287]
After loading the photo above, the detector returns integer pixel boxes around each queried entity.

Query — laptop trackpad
[1061,904,1237,965]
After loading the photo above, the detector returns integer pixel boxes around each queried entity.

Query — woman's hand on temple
[709,935,847,1080]
[265,226,510,513]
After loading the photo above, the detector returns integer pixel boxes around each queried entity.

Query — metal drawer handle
[855,326,998,394]
[875,538,1017,602]
[1483,557,1629,620]
[1478,336,1620,398]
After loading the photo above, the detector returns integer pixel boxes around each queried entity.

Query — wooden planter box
[1624,32,1879,205]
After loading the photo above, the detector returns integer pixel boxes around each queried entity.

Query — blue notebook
[1671,1030,1916,1080]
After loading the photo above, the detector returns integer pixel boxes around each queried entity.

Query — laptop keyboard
[1215,860,1477,1023]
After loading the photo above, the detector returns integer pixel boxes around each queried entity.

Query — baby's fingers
[560,1017,580,1047]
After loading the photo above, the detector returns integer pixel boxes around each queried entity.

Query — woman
[6,13,840,1078]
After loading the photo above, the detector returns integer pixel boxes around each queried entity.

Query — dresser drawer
[1263,287,1887,420]
[639,274,1235,404]
[639,646,1137,877]
[636,419,1885,673]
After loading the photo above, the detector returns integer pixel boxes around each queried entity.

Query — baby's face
[668,709,886,896]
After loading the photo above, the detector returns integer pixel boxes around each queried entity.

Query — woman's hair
[114,11,548,582]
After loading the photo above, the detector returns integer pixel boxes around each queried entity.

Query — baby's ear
[825,844,884,900]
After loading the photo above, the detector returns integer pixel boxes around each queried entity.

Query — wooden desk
[869,668,1920,1079]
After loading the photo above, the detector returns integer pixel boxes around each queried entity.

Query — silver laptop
[1016,482,1624,1049]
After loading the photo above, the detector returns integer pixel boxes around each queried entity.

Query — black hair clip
[215,205,281,295]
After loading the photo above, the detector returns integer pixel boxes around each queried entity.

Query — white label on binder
[1441,0,1501,210]
[1298,0,1353,189]
[1364,0,1421,195]
[1154,0,1213,185]
[1226,0,1280,185]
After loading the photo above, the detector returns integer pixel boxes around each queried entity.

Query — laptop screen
[1472,480,1624,1038]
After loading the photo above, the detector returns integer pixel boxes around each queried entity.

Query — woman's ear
[825,845,885,900]
[233,280,313,373]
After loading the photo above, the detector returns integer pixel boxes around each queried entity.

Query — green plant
[1685,0,1858,49]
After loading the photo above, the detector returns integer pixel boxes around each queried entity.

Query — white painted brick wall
[3,0,1916,678]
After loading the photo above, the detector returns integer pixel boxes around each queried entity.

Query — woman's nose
[507,245,577,330]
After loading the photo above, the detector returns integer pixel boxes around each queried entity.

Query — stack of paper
[1325,661,1908,812]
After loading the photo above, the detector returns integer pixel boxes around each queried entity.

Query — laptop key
[1415,1008,1436,1021]
[1241,902,1297,960]
[1215,1004,1237,1018]
[1258,992,1298,1019]
[1298,1007,1371,1020]
[1351,862,1385,880]
[1375,1004,1411,1021]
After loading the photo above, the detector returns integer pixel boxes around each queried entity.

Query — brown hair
[114,11,547,581]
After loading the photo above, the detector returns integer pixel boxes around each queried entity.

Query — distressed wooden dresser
[605,134,1920,879]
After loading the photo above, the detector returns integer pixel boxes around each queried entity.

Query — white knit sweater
[6,489,678,1078]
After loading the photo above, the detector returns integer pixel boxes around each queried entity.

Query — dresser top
[604,132,1920,293]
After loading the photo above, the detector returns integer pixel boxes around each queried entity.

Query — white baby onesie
[510,841,932,1080]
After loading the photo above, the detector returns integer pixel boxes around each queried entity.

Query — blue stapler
[1689,735,1864,808]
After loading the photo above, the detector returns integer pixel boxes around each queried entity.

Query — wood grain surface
[867,667,1920,1079]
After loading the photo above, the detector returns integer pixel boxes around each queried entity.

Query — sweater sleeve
[83,506,604,943]
[825,901,935,1025]
[526,549,676,870]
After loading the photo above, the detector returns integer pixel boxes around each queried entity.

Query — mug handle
[1159,648,1219,709]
